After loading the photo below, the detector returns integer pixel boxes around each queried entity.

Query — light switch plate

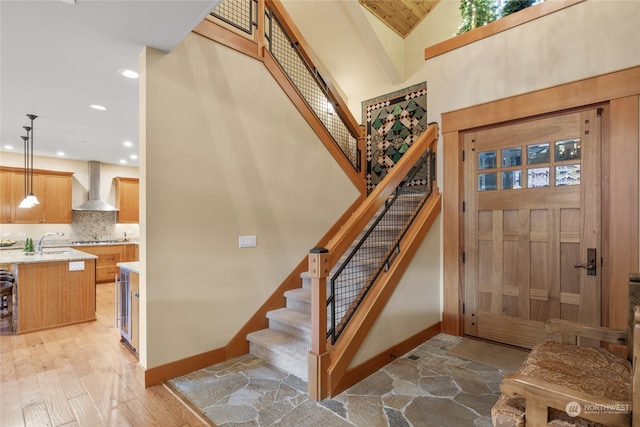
[239,235,257,248]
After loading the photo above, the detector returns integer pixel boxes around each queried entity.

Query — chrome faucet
[37,232,65,254]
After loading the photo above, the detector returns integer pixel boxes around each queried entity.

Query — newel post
[308,247,330,400]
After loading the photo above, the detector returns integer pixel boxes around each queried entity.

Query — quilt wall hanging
[362,82,428,192]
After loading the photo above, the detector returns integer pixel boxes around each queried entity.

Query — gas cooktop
[71,240,122,245]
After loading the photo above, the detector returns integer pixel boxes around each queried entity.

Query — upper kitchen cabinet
[114,177,139,223]
[0,166,73,224]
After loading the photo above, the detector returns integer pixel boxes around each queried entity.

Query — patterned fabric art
[362,82,428,192]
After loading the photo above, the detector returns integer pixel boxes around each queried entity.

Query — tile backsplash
[70,211,118,241]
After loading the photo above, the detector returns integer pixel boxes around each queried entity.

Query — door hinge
[597,108,603,116]
[462,150,465,161]
[462,303,466,314]
[462,252,466,263]
[462,201,466,212]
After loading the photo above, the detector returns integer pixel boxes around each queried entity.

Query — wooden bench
[491,273,640,427]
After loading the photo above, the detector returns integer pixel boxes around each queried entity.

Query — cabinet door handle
[134,293,139,298]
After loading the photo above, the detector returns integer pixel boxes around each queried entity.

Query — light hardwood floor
[0,282,210,427]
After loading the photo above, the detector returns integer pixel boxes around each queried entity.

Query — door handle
[575,248,597,276]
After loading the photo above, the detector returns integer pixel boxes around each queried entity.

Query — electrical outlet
[238,235,257,248]
[18,232,27,237]
[1,232,10,237]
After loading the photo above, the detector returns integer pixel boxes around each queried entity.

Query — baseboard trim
[331,321,441,396]
[145,347,226,387]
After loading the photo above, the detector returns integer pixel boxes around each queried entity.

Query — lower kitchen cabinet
[75,243,138,283]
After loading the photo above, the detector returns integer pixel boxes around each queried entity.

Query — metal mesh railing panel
[266,12,358,169]
[210,0,255,35]
[328,150,435,343]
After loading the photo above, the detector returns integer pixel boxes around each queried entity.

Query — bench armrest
[545,318,627,345]
[501,373,631,426]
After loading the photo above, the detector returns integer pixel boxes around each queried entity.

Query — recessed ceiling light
[118,68,139,79]
[57,151,65,156]
[61,0,77,4]
[120,159,127,164]
[3,145,14,150]
[123,141,133,147]
[90,104,106,111]
[130,154,138,160]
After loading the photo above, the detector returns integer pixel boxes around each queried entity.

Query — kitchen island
[0,248,98,334]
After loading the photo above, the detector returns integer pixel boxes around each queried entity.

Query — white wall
[141,33,360,369]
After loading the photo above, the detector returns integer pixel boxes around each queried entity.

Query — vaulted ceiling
[358,0,441,38]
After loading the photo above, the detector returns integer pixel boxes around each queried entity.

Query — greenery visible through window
[457,0,539,35]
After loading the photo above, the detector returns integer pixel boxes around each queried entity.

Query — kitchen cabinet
[113,177,139,224]
[7,257,97,334]
[76,244,138,283]
[0,169,10,223]
[124,243,138,262]
[0,166,73,224]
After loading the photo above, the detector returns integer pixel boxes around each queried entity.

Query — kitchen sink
[42,250,73,255]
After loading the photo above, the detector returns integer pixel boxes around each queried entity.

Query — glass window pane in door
[555,139,581,161]
[555,164,580,186]
[527,167,550,188]
[527,143,550,165]
[478,173,497,191]
[501,147,522,167]
[478,151,497,170]
[502,170,522,189]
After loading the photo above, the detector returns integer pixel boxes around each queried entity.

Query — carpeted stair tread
[284,288,311,303]
[247,329,310,381]
[266,308,311,341]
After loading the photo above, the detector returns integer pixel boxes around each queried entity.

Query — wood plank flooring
[0,282,210,427]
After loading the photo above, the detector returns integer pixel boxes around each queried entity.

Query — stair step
[284,288,311,314]
[247,329,309,381]
[267,308,311,341]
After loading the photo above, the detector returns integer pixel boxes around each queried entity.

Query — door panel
[463,108,602,349]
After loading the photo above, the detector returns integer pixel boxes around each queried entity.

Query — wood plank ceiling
[359,0,441,38]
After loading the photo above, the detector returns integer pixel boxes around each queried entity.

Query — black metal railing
[210,0,257,35]
[209,0,359,171]
[264,9,359,171]
[327,150,435,343]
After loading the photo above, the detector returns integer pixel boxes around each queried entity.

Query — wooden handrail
[323,123,438,266]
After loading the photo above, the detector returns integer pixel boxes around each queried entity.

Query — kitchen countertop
[117,261,140,273]
[0,240,139,251]
[0,247,98,264]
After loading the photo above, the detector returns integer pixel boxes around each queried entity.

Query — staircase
[246,192,426,382]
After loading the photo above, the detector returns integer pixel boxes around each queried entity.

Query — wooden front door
[463,108,603,349]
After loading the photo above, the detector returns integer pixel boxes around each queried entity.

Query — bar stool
[0,280,14,333]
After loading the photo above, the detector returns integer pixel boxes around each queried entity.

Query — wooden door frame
[442,66,640,336]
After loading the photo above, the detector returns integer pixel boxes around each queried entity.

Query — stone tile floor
[168,334,509,426]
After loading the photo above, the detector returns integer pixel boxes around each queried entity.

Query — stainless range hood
[73,161,118,211]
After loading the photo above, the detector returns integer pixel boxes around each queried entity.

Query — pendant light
[18,135,31,208]
[18,114,39,208]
